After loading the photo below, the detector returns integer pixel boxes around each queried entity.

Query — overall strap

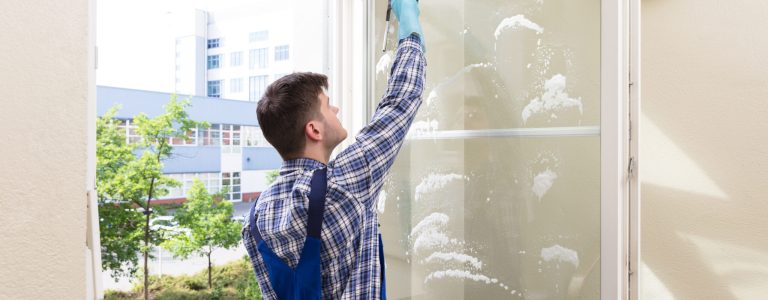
[305,168,328,238]
[250,168,328,242]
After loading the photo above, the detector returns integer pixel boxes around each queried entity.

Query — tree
[162,178,242,289]
[96,97,205,300]
[96,107,145,278]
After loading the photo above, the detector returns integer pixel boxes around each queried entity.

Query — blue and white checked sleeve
[330,34,426,210]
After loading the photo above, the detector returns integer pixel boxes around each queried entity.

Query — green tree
[96,97,205,300]
[162,178,242,289]
[96,106,145,278]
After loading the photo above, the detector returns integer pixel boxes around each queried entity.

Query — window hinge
[628,156,636,178]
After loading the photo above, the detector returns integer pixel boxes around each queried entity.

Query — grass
[104,256,261,300]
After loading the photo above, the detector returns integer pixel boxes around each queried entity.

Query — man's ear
[305,121,322,142]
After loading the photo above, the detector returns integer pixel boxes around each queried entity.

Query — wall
[0,0,91,299]
[641,0,768,299]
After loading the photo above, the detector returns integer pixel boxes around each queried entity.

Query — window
[165,173,221,199]
[249,75,268,102]
[170,127,198,146]
[207,55,221,69]
[230,78,243,93]
[207,80,221,98]
[249,30,269,42]
[116,119,141,144]
[198,124,221,146]
[372,0,609,298]
[249,48,268,69]
[207,38,220,49]
[274,45,289,61]
[221,124,241,154]
[242,126,270,147]
[230,51,242,67]
[222,172,241,201]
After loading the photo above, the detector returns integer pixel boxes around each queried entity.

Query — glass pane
[373,0,601,299]
[379,137,600,299]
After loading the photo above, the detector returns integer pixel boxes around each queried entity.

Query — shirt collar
[279,157,326,176]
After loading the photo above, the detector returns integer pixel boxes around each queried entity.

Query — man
[243,0,425,298]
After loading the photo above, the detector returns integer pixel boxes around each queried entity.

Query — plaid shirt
[243,35,425,299]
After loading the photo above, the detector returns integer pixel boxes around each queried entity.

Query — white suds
[494,15,543,40]
[425,269,495,284]
[411,212,450,238]
[414,173,465,202]
[413,231,452,254]
[541,245,580,268]
[531,169,558,200]
[522,74,583,124]
[410,119,440,136]
[425,252,483,270]
[376,51,393,76]
[376,190,387,213]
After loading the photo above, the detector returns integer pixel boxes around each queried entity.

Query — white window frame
[274,45,289,61]
[337,1,639,299]
[230,51,242,67]
[222,171,242,202]
[249,48,268,69]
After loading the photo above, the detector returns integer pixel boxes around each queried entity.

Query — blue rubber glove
[392,0,424,51]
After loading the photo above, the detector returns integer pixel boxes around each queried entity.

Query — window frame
[353,1,636,298]
[274,45,289,61]
[207,80,222,98]
[207,38,220,49]
[207,54,221,69]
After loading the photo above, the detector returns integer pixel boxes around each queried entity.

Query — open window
[344,0,637,298]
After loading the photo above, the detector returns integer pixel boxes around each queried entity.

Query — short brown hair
[256,72,328,160]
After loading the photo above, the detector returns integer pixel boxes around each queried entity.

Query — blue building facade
[97,86,283,203]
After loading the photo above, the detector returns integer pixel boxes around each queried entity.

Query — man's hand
[392,0,424,50]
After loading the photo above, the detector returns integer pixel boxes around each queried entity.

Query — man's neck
[300,146,331,164]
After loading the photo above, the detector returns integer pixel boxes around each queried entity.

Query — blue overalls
[249,168,387,299]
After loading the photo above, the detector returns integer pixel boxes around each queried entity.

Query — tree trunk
[144,144,163,300]
[143,198,151,300]
[208,250,212,289]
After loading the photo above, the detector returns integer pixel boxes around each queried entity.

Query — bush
[105,256,261,300]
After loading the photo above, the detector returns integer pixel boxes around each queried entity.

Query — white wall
[641,0,768,299]
[242,170,272,193]
[0,0,91,299]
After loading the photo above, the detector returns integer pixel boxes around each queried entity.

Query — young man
[243,0,425,298]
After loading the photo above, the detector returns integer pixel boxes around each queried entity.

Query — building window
[249,30,269,42]
[207,38,220,49]
[207,55,221,69]
[249,48,268,69]
[165,173,221,199]
[275,45,289,61]
[221,124,242,154]
[243,126,270,147]
[198,124,221,146]
[116,119,141,144]
[230,78,243,93]
[170,127,198,146]
[222,172,241,201]
[249,75,268,102]
[207,80,221,98]
[230,51,242,67]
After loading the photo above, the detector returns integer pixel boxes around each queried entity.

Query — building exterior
[95,2,326,205]
[172,3,325,101]
[97,86,283,204]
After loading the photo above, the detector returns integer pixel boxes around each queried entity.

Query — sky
[96,0,262,93]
